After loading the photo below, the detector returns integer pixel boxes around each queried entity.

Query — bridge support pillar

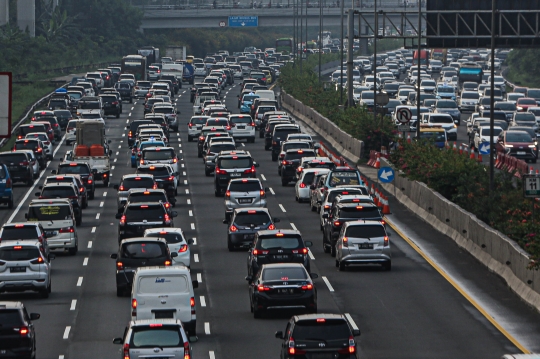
[359,26,369,55]
[0,0,8,27]
[17,0,35,37]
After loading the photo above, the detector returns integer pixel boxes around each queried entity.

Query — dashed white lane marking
[100,201,104,207]
[91,227,96,233]
[131,107,134,110]
[204,322,211,335]
[70,300,77,311]
[279,204,287,213]
[269,187,275,195]
[122,133,125,137]
[184,180,188,185]
[126,119,129,123]
[209,351,216,359]
[114,158,117,162]
[344,313,360,330]
[260,174,266,181]
[191,223,195,230]
[59,355,64,359]
[63,326,71,339]
[103,192,107,197]
[118,145,121,148]
[116,151,119,155]
[183,90,186,93]
[290,223,297,230]
[186,189,190,194]
[77,277,83,286]
[192,237,197,245]
[88,241,92,248]
[241,143,245,147]
[180,150,183,154]
[322,276,335,292]
[194,254,199,262]
[187,199,191,205]
[179,143,182,148]
[83,257,88,266]
[189,210,193,216]
[181,163,185,168]
[95,213,100,219]
[128,112,132,117]
[183,171,187,176]
[111,166,115,170]
[200,295,206,307]
[197,273,202,283]
[308,249,315,260]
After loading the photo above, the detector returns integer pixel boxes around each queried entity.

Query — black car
[160,75,180,94]
[110,237,176,296]
[197,126,229,157]
[271,124,301,161]
[264,120,291,149]
[115,202,177,242]
[13,139,46,169]
[322,202,383,256]
[275,313,360,359]
[53,109,73,130]
[0,302,41,359]
[214,152,258,196]
[247,263,317,318]
[0,152,34,185]
[99,94,121,118]
[124,188,176,212]
[53,162,96,199]
[36,182,83,225]
[247,230,312,278]
[136,164,177,197]
[114,82,133,103]
[281,149,317,186]
[126,120,153,146]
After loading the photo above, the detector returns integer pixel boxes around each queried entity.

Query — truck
[165,46,186,61]
[181,62,194,85]
[458,62,484,87]
[161,63,184,88]
[137,46,160,67]
[431,49,447,64]
[412,50,429,66]
[64,120,111,186]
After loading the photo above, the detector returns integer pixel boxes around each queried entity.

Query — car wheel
[295,195,299,202]
[89,191,95,200]
[272,153,278,161]
[278,168,281,176]
[104,179,109,187]
[40,283,50,298]
[227,236,234,251]
[323,240,330,253]
[205,170,211,177]
[338,259,346,271]
[198,151,202,158]
[188,136,193,142]
[281,178,288,186]
[82,199,88,209]
[214,188,220,197]
[253,304,262,319]
[383,261,392,271]
[68,244,78,256]
[76,216,82,226]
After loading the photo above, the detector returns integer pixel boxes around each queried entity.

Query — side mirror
[322,213,328,219]
[192,279,199,289]
[113,185,119,190]
[245,275,252,282]
[29,313,40,321]
[171,211,178,217]
[275,331,284,339]
[115,213,123,219]
[254,162,260,167]
[273,218,280,223]
[110,253,118,259]
[35,192,40,197]
[305,241,313,247]
[51,170,57,174]
[112,338,123,345]
[310,273,319,279]
[171,252,178,258]
[353,329,361,336]
[108,140,112,144]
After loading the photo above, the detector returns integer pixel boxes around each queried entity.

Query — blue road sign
[479,142,490,155]
[378,167,395,183]
[228,16,258,27]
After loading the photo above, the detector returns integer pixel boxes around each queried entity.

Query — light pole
[319,0,322,80]
[340,0,344,104]
[489,0,495,192]
[415,0,421,140]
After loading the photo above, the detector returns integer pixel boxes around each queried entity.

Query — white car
[474,125,503,150]
[144,228,192,267]
[140,146,179,173]
[295,168,330,202]
[188,115,210,141]
[228,114,255,142]
[85,72,104,88]
[25,132,53,160]
[75,81,95,96]
[194,64,207,77]
[230,65,243,79]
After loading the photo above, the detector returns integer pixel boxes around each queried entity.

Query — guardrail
[12,61,114,81]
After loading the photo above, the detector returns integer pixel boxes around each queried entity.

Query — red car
[516,97,537,112]
[496,130,537,163]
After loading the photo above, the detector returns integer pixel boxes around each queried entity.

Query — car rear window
[230,116,252,124]
[15,142,38,150]
[206,119,228,126]
[1,226,38,239]
[145,232,184,244]
[228,181,261,192]
[210,144,236,153]
[131,326,181,348]
[58,165,89,175]
[307,161,336,169]
[285,152,315,161]
[234,212,271,226]
[302,173,315,184]
[329,172,360,186]
[0,310,23,326]
[0,247,41,261]
[283,142,311,151]
[0,153,27,163]
[346,225,386,238]
[293,319,351,341]
[274,129,299,139]
[122,178,156,190]
[122,241,166,258]
[128,192,168,204]
[28,205,71,221]
[328,190,363,202]
[262,267,307,281]
[190,117,208,125]
[137,167,169,176]
[20,125,46,135]
[130,121,152,131]
[339,206,381,219]
[100,96,117,102]
[219,158,252,169]
[153,107,173,114]
[259,235,302,249]
[125,205,164,221]
[143,149,175,160]
[41,187,75,198]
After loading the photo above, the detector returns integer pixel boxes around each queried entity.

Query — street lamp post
[340,0,344,104]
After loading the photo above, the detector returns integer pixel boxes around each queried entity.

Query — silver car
[224,178,268,222]
[0,240,54,297]
[295,168,330,203]
[113,319,192,359]
[335,220,391,271]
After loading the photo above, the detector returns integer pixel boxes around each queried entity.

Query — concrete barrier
[281,91,364,163]
[378,157,540,311]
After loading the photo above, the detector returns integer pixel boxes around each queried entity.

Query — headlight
[505,144,513,148]
[529,145,536,148]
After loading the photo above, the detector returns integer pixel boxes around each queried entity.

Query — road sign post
[478,142,490,155]
[0,72,12,139]
[228,16,258,27]
[396,107,412,142]
[378,167,395,183]
[523,175,540,198]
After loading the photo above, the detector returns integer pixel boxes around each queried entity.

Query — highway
[1,76,540,359]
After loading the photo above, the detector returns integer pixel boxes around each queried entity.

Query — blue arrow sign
[478,142,490,155]
[378,167,395,183]
[228,16,258,27]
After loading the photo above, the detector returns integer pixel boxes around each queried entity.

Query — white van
[131,266,198,336]
[255,90,276,101]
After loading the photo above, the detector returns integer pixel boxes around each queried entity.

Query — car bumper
[229,232,257,246]
[254,292,316,310]
[0,277,49,292]
[225,200,267,214]
[47,234,77,249]
[340,251,392,265]
[116,269,136,288]
[231,130,255,138]
[296,186,310,200]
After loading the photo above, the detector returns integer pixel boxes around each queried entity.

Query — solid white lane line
[96,213,100,219]
[279,204,286,213]
[63,326,71,339]
[209,351,216,359]
[191,223,195,230]
[260,174,266,181]
[183,171,187,176]
[322,276,335,292]
[204,322,210,335]
[70,300,77,311]
[187,199,191,205]
[103,192,107,197]
[194,254,199,262]
[100,201,104,207]
[186,189,190,194]
[77,277,83,286]
[344,313,359,330]
[83,257,88,266]
[189,210,193,216]
[269,187,275,195]
[308,249,315,260]
[197,273,202,283]
[88,241,92,248]
[290,223,297,230]
[200,295,206,307]
[91,227,96,233]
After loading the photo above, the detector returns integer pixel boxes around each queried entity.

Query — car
[36,182,83,225]
[197,126,229,157]
[24,132,53,161]
[31,115,61,141]
[228,114,256,142]
[247,230,312,278]
[53,162,95,199]
[0,240,54,297]
[224,178,268,222]
[281,149,318,186]
[275,313,360,358]
[187,116,210,141]
[214,151,258,196]
[277,141,315,172]
[495,130,537,163]
[225,208,278,251]
[318,187,367,231]
[296,157,335,180]
[110,237,176,296]
[204,140,237,176]
[422,113,458,141]
[13,139,45,169]
[0,151,34,186]
[0,163,13,209]
[247,263,317,318]
[136,164,178,197]
[139,147,179,174]
[114,174,157,211]
[511,112,538,132]
[432,99,462,125]
[116,202,177,242]
[295,169,331,203]
[143,228,193,267]
[114,82,133,103]
[271,124,301,161]
[516,98,538,112]
[153,104,179,131]
[123,188,176,214]
[43,174,88,208]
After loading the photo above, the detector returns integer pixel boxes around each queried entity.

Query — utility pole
[415,0,421,139]
[339,0,344,104]
[300,0,303,73]
[347,9,354,107]
[489,0,496,192]
[318,0,322,80]
[373,0,377,123]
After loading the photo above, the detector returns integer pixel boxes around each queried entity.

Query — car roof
[0,301,24,309]
[42,182,76,189]
[293,313,347,322]
[233,207,270,214]
[257,229,301,236]
[120,236,167,245]
[29,198,72,205]
[122,174,155,180]
[2,222,39,228]
[0,240,41,249]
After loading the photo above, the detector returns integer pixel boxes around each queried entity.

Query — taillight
[190,297,196,314]
[5,178,11,189]
[250,122,255,127]
[225,190,231,198]
[59,226,75,233]
[173,158,177,163]
[119,185,125,191]
[19,327,29,336]
[288,338,295,355]
[348,336,356,354]
[164,213,171,224]
[229,225,238,232]
[128,131,133,137]
[184,341,190,359]
[257,285,270,292]
[123,343,130,359]
[253,249,268,256]
[188,123,193,127]
[20,161,29,166]
[165,260,172,266]
[87,176,93,184]
[119,215,126,225]
[199,136,204,141]
[179,244,188,252]
[116,261,123,269]
[268,223,275,230]
[244,165,256,174]
[384,236,389,247]
[299,183,306,188]
[216,167,227,175]
[301,284,313,290]
[30,257,44,264]
[260,189,266,197]
[333,221,341,227]
[131,298,137,309]
[168,176,174,181]
[342,237,349,247]
[36,148,42,152]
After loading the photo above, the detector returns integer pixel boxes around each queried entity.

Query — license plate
[278,288,294,294]
[10,267,26,273]
[238,198,252,204]
[307,354,335,359]
[237,126,245,129]
[45,231,57,237]
[244,234,255,240]
[230,173,241,177]
[154,311,175,319]
[273,255,289,259]
[358,243,374,249]
[9,166,17,171]
[517,151,526,155]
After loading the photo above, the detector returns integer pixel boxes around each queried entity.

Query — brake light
[299,182,306,188]
[250,122,255,127]
[116,261,123,269]
[229,225,238,232]
[19,161,29,166]
[165,260,172,266]
[179,244,188,252]
[128,131,133,137]
[333,221,341,226]
[119,185,125,191]
[59,226,75,233]
[119,215,126,225]
[348,336,356,354]
[15,224,24,228]
[131,298,137,309]
[301,284,313,290]
[225,190,231,198]
[216,167,227,175]
[381,220,386,225]
[288,338,295,355]
[324,205,330,209]
[30,257,44,264]
[268,223,275,230]
[384,236,389,247]
[87,176,93,184]
[184,341,191,359]
[5,178,11,189]
[190,297,196,314]
[19,327,29,336]
[342,237,349,247]
[164,213,171,224]
[199,136,204,141]
[123,343,130,359]
[244,165,256,174]
[260,189,266,197]
[173,158,178,163]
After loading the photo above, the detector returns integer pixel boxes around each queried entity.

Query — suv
[36,182,83,226]
[275,314,360,359]
[54,109,73,129]
[43,174,88,209]
[0,241,54,297]
[136,164,178,197]
[225,208,278,251]
[0,152,34,186]
[114,174,157,211]
[99,94,121,118]
[124,189,176,213]
[112,319,192,358]
[271,124,301,161]
[323,167,364,190]
[111,237,176,296]
[153,104,179,131]
[114,82,133,103]
[0,223,49,256]
[54,162,95,199]
[247,230,312,278]
[335,220,391,271]
[323,202,384,256]
[126,120,153,146]
[187,116,210,141]
[281,149,317,186]
[0,302,41,358]
[197,126,229,156]
[13,139,45,169]
[116,202,177,242]
[214,152,258,196]
[228,114,256,142]
[224,178,268,221]
[140,147,179,173]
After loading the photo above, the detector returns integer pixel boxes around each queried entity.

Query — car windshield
[508,94,524,101]
[143,150,175,160]
[480,128,503,136]
[79,102,100,109]
[345,225,386,237]
[122,241,166,258]
[437,100,458,109]
[528,90,540,98]
[122,178,155,190]
[153,108,173,114]
[234,212,271,226]
[58,165,89,174]
[27,205,71,221]
[421,81,436,86]
[259,236,302,249]
[219,158,251,168]
[262,267,307,281]
[210,144,236,153]
[0,247,40,261]
[191,117,208,125]
[462,92,480,99]
[429,116,453,124]
[506,132,533,142]
[329,172,360,186]
[145,232,184,244]
[293,320,352,341]
[519,99,537,105]
[515,113,536,122]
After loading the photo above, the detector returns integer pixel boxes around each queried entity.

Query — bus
[121,55,147,81]
[275,38,293,54]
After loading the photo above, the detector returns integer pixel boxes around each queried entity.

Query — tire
[310,201,316,212]
[188,136,193,142]
[104,179,109,187]
[116,287,124,297]
[214,188,220,197]
[185,321,196,337]
[330,244,336,257]
[40,282,50,298]
[278,168,281,176]
[259,132,264,138]
[82,199,88,209]
[383,261,392,271]
[253,305,262,319]
[272,153,278,161]
[323,241,330,253]
[89,191,95,200]
[338,259,346,271]
[281,178,288,186]
[68,244,78,256]
[227,236,234,251]
[295,195,299,202]
[198,151,202,158]
[7,197,13,209]
[175,186,178,196]
[76,216,82,226]
[205,170,211,177]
